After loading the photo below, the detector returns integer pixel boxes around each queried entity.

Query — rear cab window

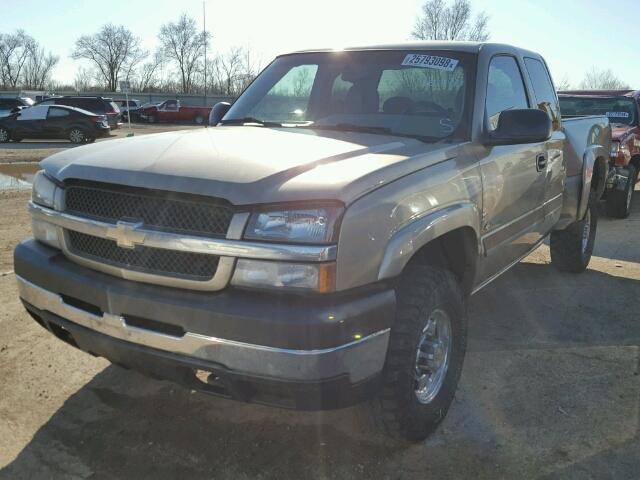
[486,56,529,130]
[524,57,561,129]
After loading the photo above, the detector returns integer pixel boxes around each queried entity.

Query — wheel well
[591,156,607,200]
[405,227,478,295]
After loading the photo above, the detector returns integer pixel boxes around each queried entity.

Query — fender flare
[578,145,608,219]
[377,202,481,281]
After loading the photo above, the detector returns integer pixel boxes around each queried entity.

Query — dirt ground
[0,178,639,478]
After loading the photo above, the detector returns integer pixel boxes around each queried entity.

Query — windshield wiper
[302,123,442,143]
[221,117,283,127]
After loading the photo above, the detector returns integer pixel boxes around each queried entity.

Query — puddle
[0,163,40,190]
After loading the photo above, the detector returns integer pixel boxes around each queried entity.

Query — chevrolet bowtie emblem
[105,221,146,249]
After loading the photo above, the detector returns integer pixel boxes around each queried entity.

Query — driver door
[476,55,548,282]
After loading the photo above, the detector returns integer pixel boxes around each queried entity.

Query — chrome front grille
[67,230,220,281]
[65,184,234,238]
[61,183,234,286]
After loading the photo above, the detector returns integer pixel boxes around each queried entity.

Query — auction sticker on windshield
[606,112,630,119]
[402,54,459,72]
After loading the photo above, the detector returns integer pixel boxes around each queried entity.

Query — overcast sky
[1,0,638,88]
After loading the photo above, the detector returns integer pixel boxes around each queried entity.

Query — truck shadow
[2,262,640,479]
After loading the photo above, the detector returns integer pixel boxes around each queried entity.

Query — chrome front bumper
[17,275,390,383]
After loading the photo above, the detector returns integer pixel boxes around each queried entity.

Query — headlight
[610,141,620,158]
[231,259,336,293]
[32,170,57,209]
[31,170,61,248]
[31,218,61,249]
[244,206,342,244]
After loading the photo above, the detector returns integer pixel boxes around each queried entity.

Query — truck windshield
[223,50,476,142]
[559,96,637,126]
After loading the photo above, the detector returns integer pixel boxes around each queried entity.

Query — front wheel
[550,200,597,273]
[605,165,636,219]
[0,127,10,143]
[368,265,467,442]
[69,128,87,144]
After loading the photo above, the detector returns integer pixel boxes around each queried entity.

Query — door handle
[536,154,547,172]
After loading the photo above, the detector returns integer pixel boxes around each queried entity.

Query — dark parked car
[115,99,143,122]
[0,97,34,117]
[37,96,122,128]
[0,104,111,144]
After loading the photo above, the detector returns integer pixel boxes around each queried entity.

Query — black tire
[368,265,467,442]
[0,127,10,143]
[12,137,22,142]
[605,165,636,219]
[69,128,87,144]
[550,200,597,273]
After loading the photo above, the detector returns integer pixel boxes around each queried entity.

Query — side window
[164,100,178,111]
[47,107,70,118]
[486,56,529,130]
[524,57,560,129]
[80,99,101,112]
[249,64,318,122]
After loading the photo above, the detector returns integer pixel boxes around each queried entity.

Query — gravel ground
[0,184,639,479]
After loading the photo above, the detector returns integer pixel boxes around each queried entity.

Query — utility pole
[203,1,207,106]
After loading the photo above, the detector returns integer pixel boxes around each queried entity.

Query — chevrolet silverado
[15,42,611,441]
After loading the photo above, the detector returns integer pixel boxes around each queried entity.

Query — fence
[0,91,235,107]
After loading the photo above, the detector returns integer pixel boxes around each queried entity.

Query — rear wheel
[368,265,467,442]
[194,115,204,125]
[147,115,156,123]
[605,165,636,219]
[69,128,87,144]
[0,127,10,143]
[550,200,597,273]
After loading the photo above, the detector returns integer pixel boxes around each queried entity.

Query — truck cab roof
[284,41,545,62]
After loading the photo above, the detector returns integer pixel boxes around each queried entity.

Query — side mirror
[209,102,231,126]
[484,109,551,146]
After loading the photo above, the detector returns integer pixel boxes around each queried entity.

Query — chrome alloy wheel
[69,129,85,143]
[581,208,591,253]
[414,309,452,404]
[0,128,9,142]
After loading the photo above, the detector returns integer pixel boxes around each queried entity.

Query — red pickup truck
[559,90,640,218]
[139,100,211,125]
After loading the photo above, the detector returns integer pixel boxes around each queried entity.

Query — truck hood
[611,125,634,141]
[42,127,460,206]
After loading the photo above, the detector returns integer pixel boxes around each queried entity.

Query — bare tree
[74,67,96,92]
[23,44,59,89]
[412,0,489,41]
[0,30,33,88]
[218,47,244,95]
[579,67,630,90]
[72,24,147,91]
[158,14,210,94]
[133,51,164,92]
[555,75,572,91]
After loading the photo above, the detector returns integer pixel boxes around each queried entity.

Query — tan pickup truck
[15,42,610,441]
